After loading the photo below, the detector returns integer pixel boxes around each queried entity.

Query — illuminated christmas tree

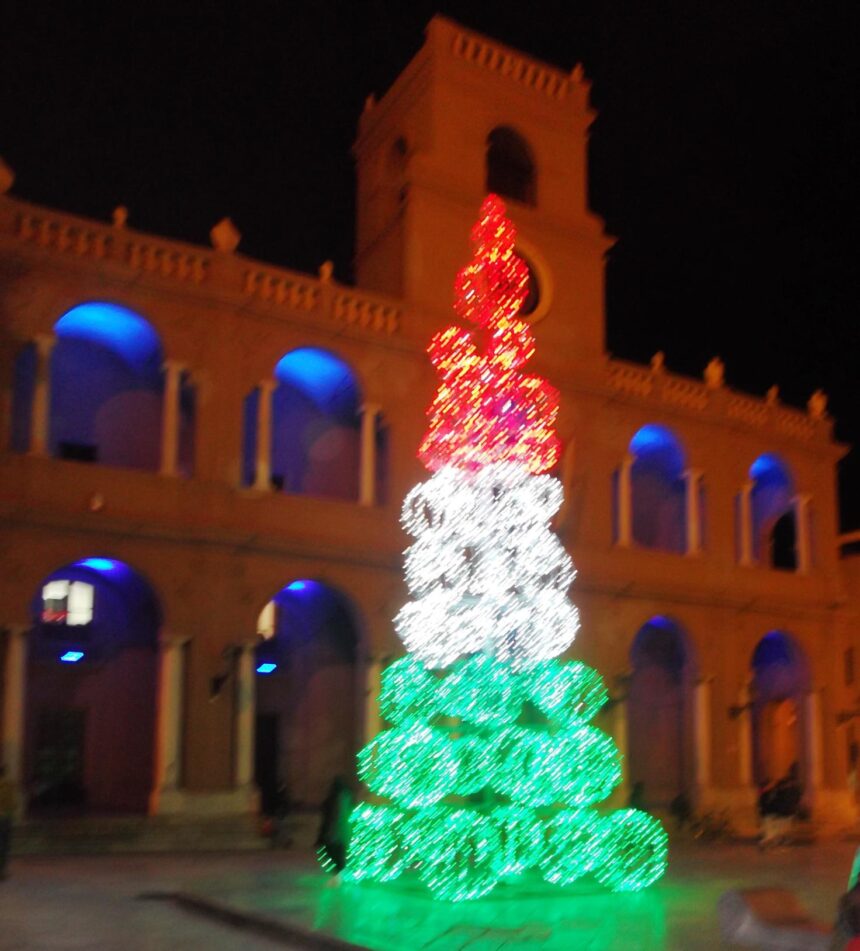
[340,196,667,901]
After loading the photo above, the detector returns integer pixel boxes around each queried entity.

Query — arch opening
[486,126,536,206]
[253,580,361,814]
[629,424,687,553]
[25,557,161,814]
[750,630,810,792]
[627,616,695,808]
[243,348,363,499]
[749,454,796,570]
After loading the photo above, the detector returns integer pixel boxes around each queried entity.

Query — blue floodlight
[256,662,277,675]
[60,651,85,663]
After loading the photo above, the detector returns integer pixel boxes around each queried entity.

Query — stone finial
[112,206,128,228]
[0,157,15,194]
[210,217,241,253]
[650,351,665,374]
[364,93,376,113]
[807,389,828,420]
[318,260,334,283]
[765,385,779,405]
[704,356,725,389]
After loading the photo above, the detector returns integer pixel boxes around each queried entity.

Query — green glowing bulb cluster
[343,654,668,900]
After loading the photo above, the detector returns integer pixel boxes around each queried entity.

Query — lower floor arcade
[0,540,856,830]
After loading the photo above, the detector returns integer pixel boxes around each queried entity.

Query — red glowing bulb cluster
[418,195,560,475]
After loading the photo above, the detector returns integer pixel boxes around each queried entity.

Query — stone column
[159,359,185,477]
[364,656,384,744]
[805,689,823,796]
[684,468,703,555]
[359,403,381,507]
[794,493,812,574]
[693,680,712,800]
[738,682,753,787]
[1,627,28,809]
[29,333,56,457]
[234,642,257,790]
[253,379,277,491]
[149,635,189,815]
[617,454,634,548]
[739,480,754,566]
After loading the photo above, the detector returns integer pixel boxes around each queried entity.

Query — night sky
[3,2,858,527]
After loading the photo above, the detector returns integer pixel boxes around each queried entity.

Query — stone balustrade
[8,203,402,338]
[607,358,822,441]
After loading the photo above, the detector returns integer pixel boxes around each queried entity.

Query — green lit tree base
[335,657,668,901]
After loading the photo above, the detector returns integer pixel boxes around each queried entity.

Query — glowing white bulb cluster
[395,463,579,667]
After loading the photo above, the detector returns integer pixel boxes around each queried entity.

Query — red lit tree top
[418,195,561,475]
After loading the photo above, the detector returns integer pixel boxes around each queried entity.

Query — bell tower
[353,16,612,373]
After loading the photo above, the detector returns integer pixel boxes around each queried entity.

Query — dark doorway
[31,708,87,810]
[771,511,797,570]
[255,712,280,815]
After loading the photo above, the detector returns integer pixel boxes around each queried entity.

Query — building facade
[0,17,856,829]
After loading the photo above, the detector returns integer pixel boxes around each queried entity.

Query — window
[41,580,94,626]
[486,127,536,206]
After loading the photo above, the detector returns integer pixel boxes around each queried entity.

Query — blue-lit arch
[750,629,809,789]
[27,555,161,813]
[244,348,363,498]
[253,578,362,813]
[628,615,695,807]
[38,301,194,472]
[54,302,163,373]
[628,424,688,553]
[749,453,796,567]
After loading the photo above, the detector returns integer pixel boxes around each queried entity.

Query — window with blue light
[627,424,688,553]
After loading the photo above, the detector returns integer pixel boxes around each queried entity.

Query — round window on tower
[515,242,552,324]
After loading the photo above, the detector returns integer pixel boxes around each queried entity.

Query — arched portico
[23,557,161,814]
[242,347,384,503]
[251,580,363,814]
[11,302,194,475]
[750,630,814,798]
[627,616,697,808]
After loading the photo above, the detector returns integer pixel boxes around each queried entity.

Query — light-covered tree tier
[344,656,667,900]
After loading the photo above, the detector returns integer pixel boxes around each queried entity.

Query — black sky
[2,1,858,527]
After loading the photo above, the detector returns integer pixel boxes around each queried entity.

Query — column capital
[741,479,755,495]
[621,452,635,469]
[158,633,192,649]
[162,358,186,376]
[360,402,383,417]
[33,332,57,358]
[683,467,704,481]
[258,377,278,394]
[793,492,813,507]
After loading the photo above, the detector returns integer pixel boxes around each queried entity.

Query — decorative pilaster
[149,635,189,815]
[29,333,56,457]
[234,641,257,790]
[364,656,384,744]
[1,627,28,806]
[805,689,823,796]
[159,359,185,477]
[693,680,712,799]
[253,379,277,491]
[794,493,812,574]
[738,682,753,787]
[739,480,754,566]
[617,454,634,548]
[684,468,703,555]
[359,403,381,506]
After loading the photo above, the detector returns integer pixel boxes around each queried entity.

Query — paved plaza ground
[1,839,857,950]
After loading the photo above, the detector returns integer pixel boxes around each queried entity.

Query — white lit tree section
[338,196,667,901]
